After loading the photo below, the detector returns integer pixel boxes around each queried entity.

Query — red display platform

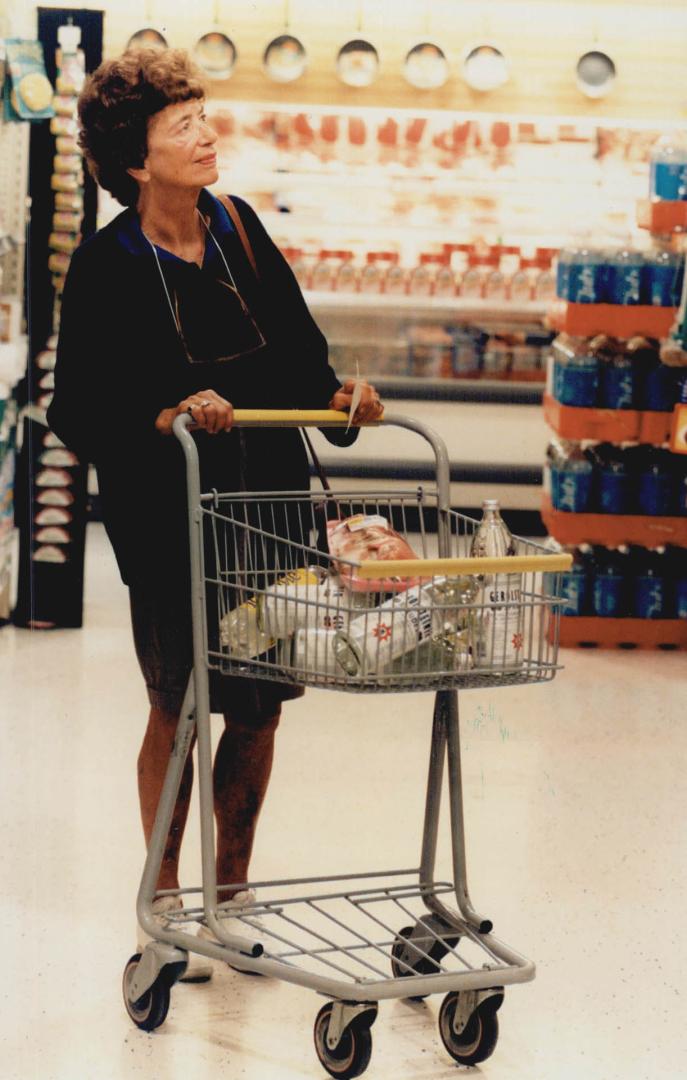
[637,199,687,234]
[548,300,676,339]
[541,495,687,549]
[543,393,672,445]
[558,615,687,650]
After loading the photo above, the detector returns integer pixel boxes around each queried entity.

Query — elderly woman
[47,48,383,982]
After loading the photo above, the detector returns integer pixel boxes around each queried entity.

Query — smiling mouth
[197,156,217,166]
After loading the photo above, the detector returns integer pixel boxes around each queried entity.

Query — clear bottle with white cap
[469,499,523,669]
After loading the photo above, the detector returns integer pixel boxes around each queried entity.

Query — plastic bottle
[220,596,274,658]
[643,249,684,307]
[551,334,600,407]
[460,254,488,298]
[649,132,687,201]
[627,336,676,412]
[533,249,557,301]
[434,256,457,298]
[561,545,593,616]
[667,546,687,617]
[555,247,574,300]
[335,251,357,292]
[483,250,508,301]
[567,245,606,304]
[551,442,595,513]
[592,547,630,617]
[608,247,643,306]
[469,499,523,669]
[637,447,677,516]
[594,444,634,514]
[597,338,636,410]
[408,254,439,297]
[509,257,535,303]
[311,250,342,292]
[383,257,407,295]
[359,253,386,294]
[633,547,670,619]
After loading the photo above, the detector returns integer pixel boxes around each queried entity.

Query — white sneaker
[198,889,272,976]
[137,895,213,983]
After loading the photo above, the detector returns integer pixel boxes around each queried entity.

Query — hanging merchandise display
[2,39,54,123]
[13,20,88,629]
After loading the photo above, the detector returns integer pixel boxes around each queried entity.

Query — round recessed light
[403,42,448,90]
[576,50,616,99]
[462,44,509,92]
[263,34,307,83]
[194,32,236,80]
[337,39,379,88]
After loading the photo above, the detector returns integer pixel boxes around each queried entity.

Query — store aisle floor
[2,524,685,1080]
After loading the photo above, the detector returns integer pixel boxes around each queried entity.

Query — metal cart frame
[124,410,570,1076]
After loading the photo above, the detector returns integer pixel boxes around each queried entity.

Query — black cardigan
[47,192,356,586]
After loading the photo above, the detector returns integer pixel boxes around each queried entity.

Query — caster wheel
[438,991,499,1066]
[122,953,171,1032]
[313,1003,373,1079]
[391,924,460,997]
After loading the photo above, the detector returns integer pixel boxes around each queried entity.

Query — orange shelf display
[558,615,687,650]
[543,393,672,445]
[541,495,687,549]
[637,198,687,234]
[548,300,676,340]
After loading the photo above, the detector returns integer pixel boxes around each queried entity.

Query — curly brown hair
[78,48,206,207]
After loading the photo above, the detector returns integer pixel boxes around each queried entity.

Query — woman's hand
[155,389,234,436]
[329,380,384,423]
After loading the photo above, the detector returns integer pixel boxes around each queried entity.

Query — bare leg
[138,706,196,894]
[214,708,281,897]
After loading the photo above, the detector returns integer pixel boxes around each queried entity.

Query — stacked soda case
[546,543,687,621]
[546,440,687,517]
[550,334,682,412]
[555,245,683,308]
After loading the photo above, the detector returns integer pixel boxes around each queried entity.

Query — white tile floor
[2,523,686,1080]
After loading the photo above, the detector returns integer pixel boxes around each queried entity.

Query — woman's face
[142,98,218,190]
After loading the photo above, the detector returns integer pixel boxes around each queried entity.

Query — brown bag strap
[217,193,258,278]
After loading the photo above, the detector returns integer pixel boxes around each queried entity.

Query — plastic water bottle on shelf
[608,247,643,306]
[567,244,606,304]
[551,442,595,513]
[359,253,385,294]
[643,249,684,307]
[551,334,600,407]
[596,336,636,410]
[649,132,687,201]
[555,247,574,300]
[591,547,630,618]
[335,251,357,292]
[534,248,557,301]
[469,499,523,669]
[633,547,670,619]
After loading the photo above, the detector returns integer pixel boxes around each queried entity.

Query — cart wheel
[313,1003,373,1079]
[438,991,499,1066]
[391,925,460,987]
[122,954,171,1033]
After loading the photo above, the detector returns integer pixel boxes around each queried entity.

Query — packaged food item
[35,507,72,526]
[258,570,373,637]
[48,252,71,275]
[52,94,78,118]
[3,40,55,122]
[37,488,74,507]
[53,154,82,175]
[326,514,420,592]
[53,211,82,233]
[0,298,21,343]
[51,174,80,194]
[333,583,442,675]
[38,372,55,391]
[36,467,72,488]
[40,447,78,467]
[32,545,67,563]
[55,191,83,212]
[43,431,65,449]
[49,232,79,254]
[35,526,71,544]
[50,116,78,138]
[292,628,342,676]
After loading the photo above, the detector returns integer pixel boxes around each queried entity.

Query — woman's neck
[137,184,204,251]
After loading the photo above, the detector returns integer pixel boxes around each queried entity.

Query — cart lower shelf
[559,614,687,649]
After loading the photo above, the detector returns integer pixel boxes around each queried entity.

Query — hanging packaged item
[3,40,55,122]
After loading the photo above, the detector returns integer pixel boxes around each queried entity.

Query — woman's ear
[127,164,149,186]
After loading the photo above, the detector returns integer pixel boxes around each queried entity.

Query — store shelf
[548,300,677,339]
[346,376,544,404]
[637,198,687,234]
[543,392,673,445]
[541,494,687,548]
[559,614,687,650]
[306,291,548,325]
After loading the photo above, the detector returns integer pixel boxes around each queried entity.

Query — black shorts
[129,585,304,721]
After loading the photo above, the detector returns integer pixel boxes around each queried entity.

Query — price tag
[669,403,687,455]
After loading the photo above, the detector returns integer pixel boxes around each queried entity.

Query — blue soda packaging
[649,134,687,201]
[592,547,630,617]
[607,247,643,306]
[632,548,670,619]
[551,334,599,407]
[555,248,573,300]
[667,547,687,618]
[551,442,594,512]
[567,246,606,304]
[643,250,684,307]
[560,546,592,616]
[595,337,636,409]
[637,448,677,516]
[628,336,677,412]
[593,444,633,514]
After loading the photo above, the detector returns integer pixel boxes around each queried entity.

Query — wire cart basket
[124,410,571,1077]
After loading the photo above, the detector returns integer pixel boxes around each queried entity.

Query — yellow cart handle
[230,409,383,427]
[354,554,573,578]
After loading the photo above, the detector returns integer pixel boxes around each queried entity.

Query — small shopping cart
[123,410,571,1077]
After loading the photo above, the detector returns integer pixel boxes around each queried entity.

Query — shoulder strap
[217,194,259,279]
